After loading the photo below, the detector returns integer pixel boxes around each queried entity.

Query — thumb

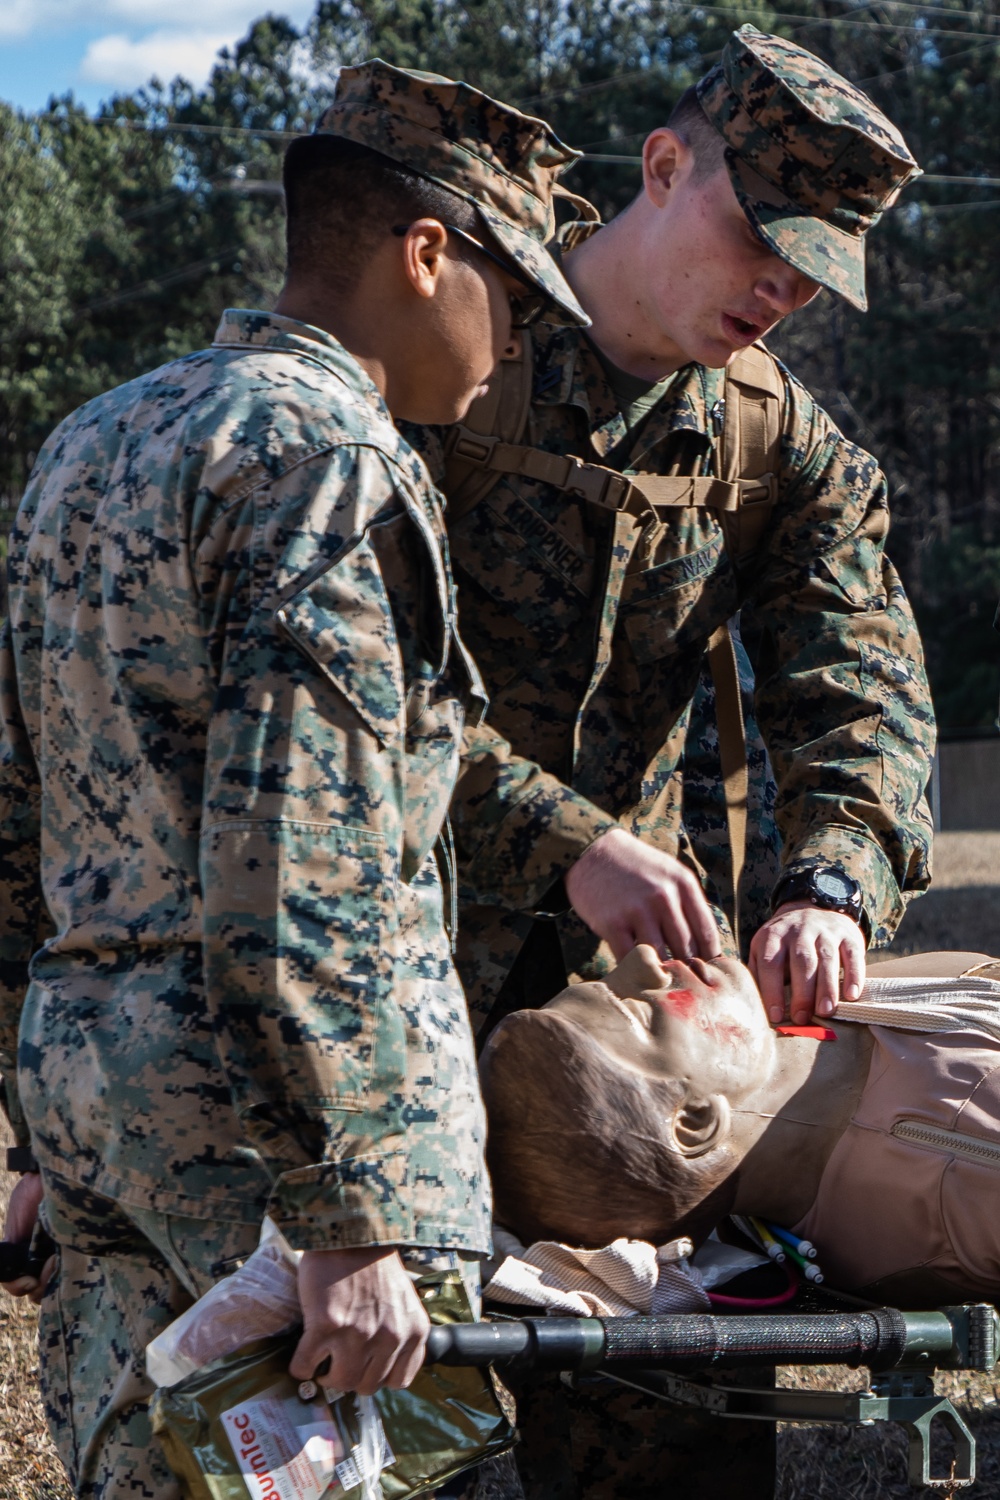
[289,1329,334,1383]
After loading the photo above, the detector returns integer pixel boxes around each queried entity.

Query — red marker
[774,1025,836,1041]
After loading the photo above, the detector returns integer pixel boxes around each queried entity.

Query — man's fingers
[0,1274,39,1299]
[295,1321,427,1397]
[603,922,637,962]
[841,934,866,1002]
[564,828,722,961]
[384,1329,428,1391]
[749,934,788,1023]
[289,1328,333,1383]
[675,876,723,959]
[637,903,693,963]
[788,938,819,1024]
[812,941,840,1019]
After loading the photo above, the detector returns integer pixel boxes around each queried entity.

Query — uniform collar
[528,314,724,468]
[213,309,392,421]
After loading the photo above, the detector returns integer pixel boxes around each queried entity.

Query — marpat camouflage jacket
[0,310,612,1250]
[424,303,935,1021]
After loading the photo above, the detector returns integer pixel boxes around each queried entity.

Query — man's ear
[643,127,693,209]
[398,218,449,301]
[671,1094,731,1157]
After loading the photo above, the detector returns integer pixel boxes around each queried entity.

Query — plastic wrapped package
[148,1255,515,1500]
[147,1219,303,1388]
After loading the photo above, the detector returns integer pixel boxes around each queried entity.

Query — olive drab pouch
[149,1270,515,1500]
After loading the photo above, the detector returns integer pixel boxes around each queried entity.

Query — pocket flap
[276,533,403,744]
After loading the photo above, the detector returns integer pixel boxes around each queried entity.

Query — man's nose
[754,259,820,318]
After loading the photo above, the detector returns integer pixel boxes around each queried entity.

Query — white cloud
[0,0,315,42]
[79,28,235,89]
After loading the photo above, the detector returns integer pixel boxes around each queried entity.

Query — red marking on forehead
[657,989,697,1018]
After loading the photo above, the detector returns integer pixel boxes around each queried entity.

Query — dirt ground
[0,832,998,1499]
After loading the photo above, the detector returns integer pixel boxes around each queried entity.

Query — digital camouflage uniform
[415,26,936,1033]
[0,67,611,1499]
[425,27,936,1500]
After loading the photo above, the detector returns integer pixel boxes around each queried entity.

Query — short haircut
[480,1008,738,1248]
[282,134,481,295]
[667,85,728,182]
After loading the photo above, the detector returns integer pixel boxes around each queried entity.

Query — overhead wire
[681,4,1000,43]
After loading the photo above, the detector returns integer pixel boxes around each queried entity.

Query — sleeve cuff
[461,782,617,912]
[265,1151,416,1251]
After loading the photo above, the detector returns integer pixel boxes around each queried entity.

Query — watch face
[815,870,854,902]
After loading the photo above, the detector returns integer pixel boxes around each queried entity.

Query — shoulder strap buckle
[446,429,500,468]
[560,456,633,513]
[738,471,778,507]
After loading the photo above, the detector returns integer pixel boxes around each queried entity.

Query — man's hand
[565,827,722,962]
[749,900,866,1026]
[290,1246,429,1396]
[1,1172,55,1305]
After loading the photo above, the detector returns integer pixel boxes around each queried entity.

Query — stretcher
[425,1288,1000,1491]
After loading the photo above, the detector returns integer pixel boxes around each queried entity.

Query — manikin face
[544,945,776,1105]
[635,142,822,370]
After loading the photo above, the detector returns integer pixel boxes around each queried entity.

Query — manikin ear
[642,128,695,209]
[670,1094,731,1157]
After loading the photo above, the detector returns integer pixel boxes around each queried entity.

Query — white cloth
[837,974,1000,1042]
[482,1229,711,1315]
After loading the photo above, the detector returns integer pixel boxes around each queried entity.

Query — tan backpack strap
[707,622,748,949]
[444,430,773,521]
[720,343,784,565]
[706,345,785,944]
[443,330,535,521]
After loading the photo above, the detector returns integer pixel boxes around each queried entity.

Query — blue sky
[0,0,317,115]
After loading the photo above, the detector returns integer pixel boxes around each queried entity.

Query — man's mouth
[722,312,764,344]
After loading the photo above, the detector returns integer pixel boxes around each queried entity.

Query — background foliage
[2,0,999,730]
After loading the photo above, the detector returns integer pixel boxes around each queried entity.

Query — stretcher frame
[426,1292,1000,1491]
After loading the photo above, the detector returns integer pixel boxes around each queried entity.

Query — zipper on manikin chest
[892,1118,1000,1167]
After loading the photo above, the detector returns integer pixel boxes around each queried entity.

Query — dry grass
[0,1132,71,1500]
[776,1364,1000,1499]
[1,834,998,1498]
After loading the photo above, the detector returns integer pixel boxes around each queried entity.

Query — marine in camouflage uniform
[416,26,937,1032]
[426,27,936,1500]
[0,64,611,1498]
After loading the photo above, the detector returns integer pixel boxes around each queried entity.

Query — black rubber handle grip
[599,1310,912,1370]
[424,1308,949,1373]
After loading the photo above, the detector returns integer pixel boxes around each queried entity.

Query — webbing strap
[707,623,748,949]
[445,428,772,519]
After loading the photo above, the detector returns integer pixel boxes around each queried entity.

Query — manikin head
[480,946,777,1247]
[278,60,589,424]
[582,26,920,371]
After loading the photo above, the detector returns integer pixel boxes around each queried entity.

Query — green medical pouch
[149,1269,515,1500]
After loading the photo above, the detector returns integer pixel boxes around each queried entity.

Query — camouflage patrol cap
[314,59,590,327]
[696,25,921,310]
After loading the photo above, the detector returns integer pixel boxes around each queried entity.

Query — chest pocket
[448,479,594,669]
[619,531,736,666]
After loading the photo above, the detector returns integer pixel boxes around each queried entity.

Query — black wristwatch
[771,867,868,937]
